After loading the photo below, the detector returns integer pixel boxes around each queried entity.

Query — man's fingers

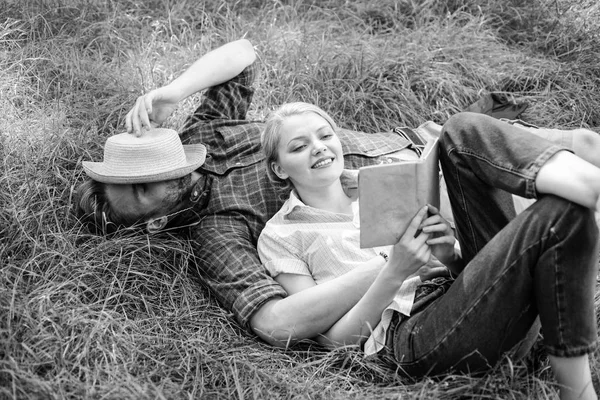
[131,103,143,136]
[125,109,133,133]
[129,97,148,136]
[144,95,153,116]
[136,96,152,132]
[141,95,155,130]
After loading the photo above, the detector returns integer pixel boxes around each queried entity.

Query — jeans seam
[542,211,597,358]
[451,144,565,198]
[446,147,476,251]
[455,148,531,177]
[549,227,566,348]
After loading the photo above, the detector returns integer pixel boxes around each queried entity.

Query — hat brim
[82,144,206,184]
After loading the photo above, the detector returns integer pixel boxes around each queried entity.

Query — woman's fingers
[129,98,144,135]
[426,204,441,215]
[401,206,429,241]
[422,222,451,235]
[426,235,455,246]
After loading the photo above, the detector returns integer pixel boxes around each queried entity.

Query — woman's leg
[511,122,600,215]
[537,150,600,210]
[384,114,599,398]
[438,112,599,262]
[572,128,600,167]
[387,196,598,378]
[519,123,600,169]
[549,354,597,400]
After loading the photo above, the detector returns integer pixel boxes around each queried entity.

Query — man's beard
[162,174,193,207]
[159,175,203,232]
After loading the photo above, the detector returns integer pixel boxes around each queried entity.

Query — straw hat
[82,128,206,184]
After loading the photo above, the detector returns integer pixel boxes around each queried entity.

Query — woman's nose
[312,142,327,155]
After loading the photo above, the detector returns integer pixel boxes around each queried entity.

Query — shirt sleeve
[180,61,258,132]
[190,214,287,331]
[257,223,311,278]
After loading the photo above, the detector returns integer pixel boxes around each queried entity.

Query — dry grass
[2,0,600,398]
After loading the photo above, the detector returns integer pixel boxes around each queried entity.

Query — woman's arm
[313,260,412,347]
[250,258,383,347]
[271,257,395,347]
[255,207,433,348]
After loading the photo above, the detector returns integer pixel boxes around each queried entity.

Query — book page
[358,137,439,248]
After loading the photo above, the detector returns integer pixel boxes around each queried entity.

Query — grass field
[2,0,600,398]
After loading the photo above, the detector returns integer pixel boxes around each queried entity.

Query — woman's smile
[312,157,335,169]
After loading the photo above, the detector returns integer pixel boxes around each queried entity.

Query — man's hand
[123,39,257,136]
[125,86,179,136]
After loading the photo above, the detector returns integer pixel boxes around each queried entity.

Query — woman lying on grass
[257,102,600,400]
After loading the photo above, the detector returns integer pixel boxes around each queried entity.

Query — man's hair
[261,102,337,187]
[75,179,142,235]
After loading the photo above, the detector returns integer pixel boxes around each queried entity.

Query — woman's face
[272,112,344,191]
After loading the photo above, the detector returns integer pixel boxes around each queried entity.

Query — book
[358,137,440,248]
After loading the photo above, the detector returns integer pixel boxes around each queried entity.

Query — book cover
[358,137,440,248]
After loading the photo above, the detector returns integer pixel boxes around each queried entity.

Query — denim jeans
[377,112,599,378]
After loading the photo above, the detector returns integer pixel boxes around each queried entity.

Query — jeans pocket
[411,277,453,314]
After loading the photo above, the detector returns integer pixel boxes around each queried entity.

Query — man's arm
[125,38,256,134]
[193,217,383,347]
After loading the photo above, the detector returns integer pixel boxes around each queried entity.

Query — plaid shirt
[179,62,414,331]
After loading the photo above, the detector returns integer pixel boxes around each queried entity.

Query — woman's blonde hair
[261,102,337,186]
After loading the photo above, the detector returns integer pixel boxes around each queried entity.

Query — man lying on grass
[76,39,600,400]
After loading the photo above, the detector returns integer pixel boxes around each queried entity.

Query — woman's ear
[271,162,288,180]
[146,216,168,233]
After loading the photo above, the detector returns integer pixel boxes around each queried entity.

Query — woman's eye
[292,145,306,152]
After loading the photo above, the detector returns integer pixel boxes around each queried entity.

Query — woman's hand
[420,204,456,265]
[386,206,432,279]
[417,259,451,281]
[125,86,180,135]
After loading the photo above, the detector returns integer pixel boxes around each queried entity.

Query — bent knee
[443,112,486,134]
[440,112,492,149]
[572,129,600,167]
[550,195,598,237]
